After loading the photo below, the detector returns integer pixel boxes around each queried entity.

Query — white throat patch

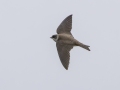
[53,35,59,42]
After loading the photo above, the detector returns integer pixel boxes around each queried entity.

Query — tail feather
[74,40,90,51]
[82,45,90,51]
[77,42,90,51]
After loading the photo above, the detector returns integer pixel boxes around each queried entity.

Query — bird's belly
[58,40,75,45]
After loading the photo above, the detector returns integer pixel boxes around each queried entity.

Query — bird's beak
[50,37,52,39]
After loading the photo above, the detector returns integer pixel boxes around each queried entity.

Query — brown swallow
[50,15,90,70]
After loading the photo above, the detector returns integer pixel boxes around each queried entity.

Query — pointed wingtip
[64,66,69,70]
[68,14,73,17]
[65,68,68,70]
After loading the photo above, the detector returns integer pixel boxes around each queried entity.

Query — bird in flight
[50,15,90,70]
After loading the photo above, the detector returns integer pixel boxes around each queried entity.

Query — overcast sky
[0,0,120,90]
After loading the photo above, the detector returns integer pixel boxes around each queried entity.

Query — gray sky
[0,0,120,90]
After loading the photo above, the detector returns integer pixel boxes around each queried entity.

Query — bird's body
[57,34,75,45]
[51,15,90,70]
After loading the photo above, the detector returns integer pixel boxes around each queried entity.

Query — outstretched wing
[57,15,72,35]
[56,41,73,70]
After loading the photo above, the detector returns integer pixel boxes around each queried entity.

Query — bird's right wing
[56,41,73,70]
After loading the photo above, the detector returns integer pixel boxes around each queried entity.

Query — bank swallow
[51,15,90,70]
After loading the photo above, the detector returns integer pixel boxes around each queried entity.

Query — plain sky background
[0,0,120,90]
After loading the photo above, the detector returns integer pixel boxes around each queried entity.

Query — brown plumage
[51,14,90,70]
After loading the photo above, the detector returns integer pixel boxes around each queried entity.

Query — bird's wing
[57,15,72,35]
[56,41,73,70]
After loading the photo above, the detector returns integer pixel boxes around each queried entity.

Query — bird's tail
[77,42,90,51]
[81,44,90,51]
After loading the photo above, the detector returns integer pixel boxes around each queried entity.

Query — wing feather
[57,15,72,35]
[56,41,73,70]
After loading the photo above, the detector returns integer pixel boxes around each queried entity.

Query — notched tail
[83,45,90,51]
[77,42,91,51]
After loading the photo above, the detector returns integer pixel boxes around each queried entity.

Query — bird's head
[50,34,59,42]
